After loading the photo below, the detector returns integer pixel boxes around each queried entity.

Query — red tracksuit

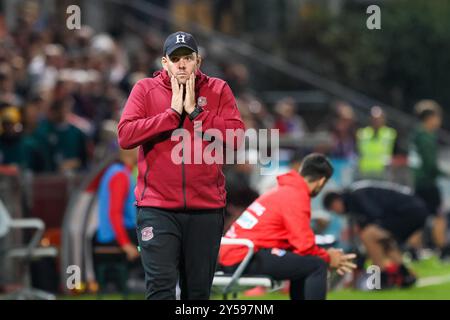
[219,170,330,266]
[118,69,244,210]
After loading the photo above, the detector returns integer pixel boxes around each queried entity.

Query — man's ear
[196,54,202,71]
[319,177,327,187]
[161,56,168,71]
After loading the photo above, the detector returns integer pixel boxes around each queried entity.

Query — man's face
[371,115,385,129]
[429,114,442,131]
[310,177,327,198]
[330,198,345,214]
[162,47,200,84]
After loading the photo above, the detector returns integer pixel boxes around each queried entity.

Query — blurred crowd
[1,2,449,212]
[1,1,449,298]
[0,1,307,177]
[1,2,448,210]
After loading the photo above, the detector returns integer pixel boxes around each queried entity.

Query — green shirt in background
[35,120,87,172]
[410,126,442,188]
[0,135,28,168]
[0,133,54,172]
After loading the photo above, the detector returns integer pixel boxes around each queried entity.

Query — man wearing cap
[118,31,244,300]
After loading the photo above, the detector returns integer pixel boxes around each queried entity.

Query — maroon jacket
[118,69,244,210]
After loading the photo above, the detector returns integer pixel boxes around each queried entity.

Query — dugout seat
[212,238,284,300]
[0,199,57,300]
[212,235,337,299]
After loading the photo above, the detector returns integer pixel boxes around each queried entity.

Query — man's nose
[178,59,186,69]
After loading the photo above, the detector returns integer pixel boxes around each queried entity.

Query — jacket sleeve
[190,83,245,150]
[118,81,181,149]
[282,194,330,263]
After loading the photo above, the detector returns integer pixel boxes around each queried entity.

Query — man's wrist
[188,105,204,120]
[171,108,182,117]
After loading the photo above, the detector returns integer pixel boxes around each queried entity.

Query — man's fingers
[336,269,345,276]
[343,253,357,260]
[184,74,194,108]
[189,73,194,92]
[341,261,357,269]
[344,262,358,269]
[340,266,353,273]
[187,74,191,94]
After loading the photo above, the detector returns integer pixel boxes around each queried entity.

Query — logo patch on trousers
[141,227,153,241]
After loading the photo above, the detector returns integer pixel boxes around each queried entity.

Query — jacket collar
[277,169,310,197]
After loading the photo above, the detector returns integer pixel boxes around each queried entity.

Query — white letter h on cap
[176,34,186,44]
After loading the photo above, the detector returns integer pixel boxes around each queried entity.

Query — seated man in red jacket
[219,153,356,300]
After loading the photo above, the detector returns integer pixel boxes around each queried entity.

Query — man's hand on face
[184,73,196,115]
[170,75,184,115]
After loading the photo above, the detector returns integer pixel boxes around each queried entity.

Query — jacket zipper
[182,141,187,210]
[179,113,187,210]
[140,158,150,201]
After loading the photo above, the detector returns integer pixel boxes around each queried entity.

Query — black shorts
[378,201,428,244]
[415,185,442,216]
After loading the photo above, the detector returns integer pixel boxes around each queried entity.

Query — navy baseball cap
[163,31,198,56]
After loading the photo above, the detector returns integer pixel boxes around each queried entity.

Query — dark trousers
[136,207,224,300]
[415,184,442,216]
[222,248,328,300]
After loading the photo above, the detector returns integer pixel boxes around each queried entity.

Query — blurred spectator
[95,148,139,261]
[273,97,308,139]
[35,98,88,174]
[222,62,249,96]
[21,100,48,172]
[28,44,65,96]
[119,51,153,94]
[356,106,397,179]
[93,119,121,162]
[249,98,275,130]
[0,102,49,172]
[409,100,450,260]
[239,93,274,130]
[273,97,308,165]
[326,101,357,161]
[90,33,128,85]
[0,105,26,169]
[0,63,22,106]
